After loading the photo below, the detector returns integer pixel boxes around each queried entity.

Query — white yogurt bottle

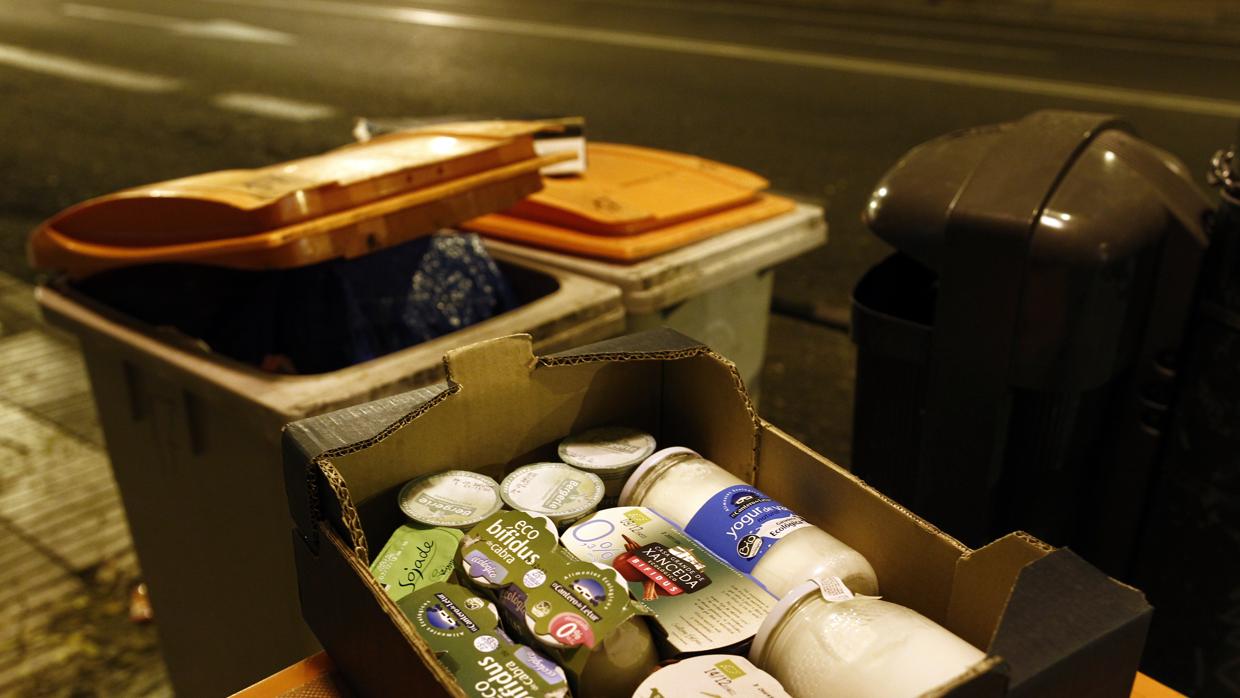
[619,447,878,597]
[749,580,986,698]
[558,426,656,508]
[398,470,504,530]
[500,462,605,529]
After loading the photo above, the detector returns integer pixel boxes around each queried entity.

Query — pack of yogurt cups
[373,425,985,698]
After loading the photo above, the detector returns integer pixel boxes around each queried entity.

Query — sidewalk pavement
[0,271,170,697]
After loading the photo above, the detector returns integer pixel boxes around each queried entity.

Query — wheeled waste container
[462,142,824,395]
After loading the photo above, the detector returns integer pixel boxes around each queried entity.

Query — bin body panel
[624,269,773,394]
[38,261,623,698]
[78,345,316,696]
[482,203,826,398]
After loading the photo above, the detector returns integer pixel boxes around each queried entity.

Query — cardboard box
[283,329,1151,697]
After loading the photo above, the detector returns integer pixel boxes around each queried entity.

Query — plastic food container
[633,654,790,697]
[398,470,504,529]
[749,580,985,698]
[500,462,605,528]
[557,426,656,508]
[620,447,878,597]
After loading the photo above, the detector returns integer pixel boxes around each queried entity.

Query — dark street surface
[2,0,1238,456]
[1,0,1238,694]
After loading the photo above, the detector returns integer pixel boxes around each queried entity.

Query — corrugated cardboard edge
[987,547,1152,697]
[289,328,760,563]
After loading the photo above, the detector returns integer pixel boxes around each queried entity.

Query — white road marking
[198,0,1240,119]
[63,3,295,45]
[0,42,181,92]
[576,0,1240,63]
[211,92,336,121]
[777,23,1054,62]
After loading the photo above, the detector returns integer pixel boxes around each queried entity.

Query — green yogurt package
[561,507,777,655]
[397,582,570,698]
[456,511,659,697]
[369,524,463,602]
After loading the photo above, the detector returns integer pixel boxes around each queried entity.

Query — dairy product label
[631,653,792,697]
[369,524,463,602]
[815,576,856,603]
[562,507,776,654]
[685,485,811,574]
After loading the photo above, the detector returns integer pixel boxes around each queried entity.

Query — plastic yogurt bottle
[558,426,657,508]
[398,470,503,530]
[749,580,985,698]
[619,447,878,597]
[500,462,605,529]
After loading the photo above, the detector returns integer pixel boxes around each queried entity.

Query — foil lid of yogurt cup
[501,463,604,523]
[399,470,503,529]
[558,426,657,473]
[633,655,791,697]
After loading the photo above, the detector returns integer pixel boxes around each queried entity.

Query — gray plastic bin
[36,253,623,698]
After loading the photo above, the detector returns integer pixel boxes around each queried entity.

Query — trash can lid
[503,143,771,235]
[28,121,566,278]
[461,143,794,260]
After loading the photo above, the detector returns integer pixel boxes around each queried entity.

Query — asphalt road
[3,3,1239,694]
[2,0,1238,295]
[4,0,1238,455]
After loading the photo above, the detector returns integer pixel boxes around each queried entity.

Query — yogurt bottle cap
[749,580,822,666]
[398,470,503,529]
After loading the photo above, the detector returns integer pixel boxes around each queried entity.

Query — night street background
[1,0,1238,695]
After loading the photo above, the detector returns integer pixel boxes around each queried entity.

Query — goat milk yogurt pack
[396,582,569,698]
[561,506,777,655]
[456,510,659,697]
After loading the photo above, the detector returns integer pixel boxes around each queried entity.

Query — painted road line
[0,42,180,92]
[577,0,1240,64]
[211,92,336,121]
[776,23,1054,62]
[197,0,1240,119]
[62,3,296,46]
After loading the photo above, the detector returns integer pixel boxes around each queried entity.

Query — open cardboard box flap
[282,330,1150,698]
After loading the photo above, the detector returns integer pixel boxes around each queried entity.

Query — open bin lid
[461,143,795,261]
[28,121,566,278]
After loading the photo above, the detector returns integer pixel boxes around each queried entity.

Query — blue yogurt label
[684,485,810,574]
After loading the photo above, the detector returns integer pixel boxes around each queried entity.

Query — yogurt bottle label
[684,485,811,574]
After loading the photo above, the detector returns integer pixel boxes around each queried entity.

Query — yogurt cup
[558,426,656,507]
[500,462,604,528]
[633,654,790,697]
[398,470,503,529]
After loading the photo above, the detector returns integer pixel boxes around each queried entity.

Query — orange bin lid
[29,121,564,278]
[461,143,793,261]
